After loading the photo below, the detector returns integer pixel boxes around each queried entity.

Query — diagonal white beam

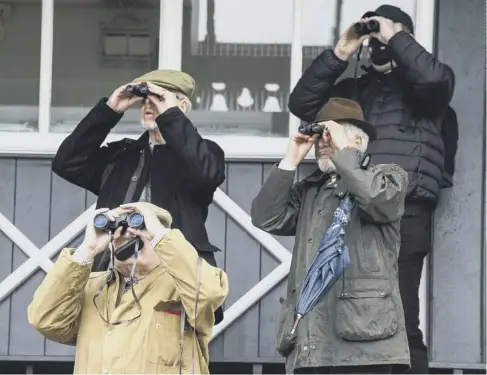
[211,260,290,340]
[0,204,96,303]
[0,213,53,272]
[0,189,292,339]
[213,188,291,264]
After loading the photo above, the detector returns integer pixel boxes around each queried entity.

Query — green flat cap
[132,69,195,98]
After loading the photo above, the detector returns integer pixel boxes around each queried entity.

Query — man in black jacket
[52,69,226,323]
[287,5,455,374]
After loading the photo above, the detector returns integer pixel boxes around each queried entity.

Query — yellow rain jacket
[27,229,229,374]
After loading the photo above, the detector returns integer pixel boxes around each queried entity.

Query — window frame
[0,0,435,160]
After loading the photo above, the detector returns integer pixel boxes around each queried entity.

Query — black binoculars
[353,20,380,35]
[125,83,149,98]
[93,212,145,233]
[298,123,325,136]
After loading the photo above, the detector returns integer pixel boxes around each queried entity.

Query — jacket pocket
[275,290,297,357]
[334,278,398,341]
[147,302,194,373]
[358,222,383,273]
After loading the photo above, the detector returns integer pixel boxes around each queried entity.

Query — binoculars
[298,123,325,136]
[93,212,145,233]
[125,83,149,98]
[353,20,380,35]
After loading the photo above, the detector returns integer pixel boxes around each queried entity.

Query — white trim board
[0,132,315,161]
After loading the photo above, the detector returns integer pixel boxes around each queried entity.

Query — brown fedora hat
[313,97,377,141]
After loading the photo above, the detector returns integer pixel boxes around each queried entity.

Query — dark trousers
[398,203,432,374]
[294,365,392,374]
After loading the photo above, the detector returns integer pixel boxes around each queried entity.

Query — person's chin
[317,158,336,173]
[140,119,158,131]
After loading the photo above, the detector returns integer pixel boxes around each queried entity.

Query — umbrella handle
[290,314,303,335]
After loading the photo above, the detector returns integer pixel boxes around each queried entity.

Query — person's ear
[355,136,362,149]
[178,99,188,113]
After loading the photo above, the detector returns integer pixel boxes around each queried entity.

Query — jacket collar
[301,168,348,198]
[117,131,151,151]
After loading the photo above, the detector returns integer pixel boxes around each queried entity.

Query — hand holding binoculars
[125,83,150,98]
[352,20,380,36]
[93,212,146,261]
[93,212,145,233]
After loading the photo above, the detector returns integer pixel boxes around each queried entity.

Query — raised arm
[250,164,304,236]
[288,50,356,122]
[155,107,226,192]
[51,99,122,194]
[27,248,91,344]
[331,147,408,223]
[288,25,369,122]
[387,31,455,115]
[154,229,228,336]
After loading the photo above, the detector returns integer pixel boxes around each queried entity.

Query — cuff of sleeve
[319,49,349,73]
[155,107,197,138]
[330,147,362,170]
[271,163,297,180]
[151,228,171,248]
[155,106,183,123]
[98,98,125,119]
[386,31,413,56]
[278,159,297,171]
[55,249,93,290]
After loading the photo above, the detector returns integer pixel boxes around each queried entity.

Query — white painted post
[159,0,184,70]
[38,0,54,133]
[288,0,303,136]
[414,0,437,349]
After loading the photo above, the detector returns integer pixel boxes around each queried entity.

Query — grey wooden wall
[0,0,485,370]
[429,0,486,370]
[0,157,317,363]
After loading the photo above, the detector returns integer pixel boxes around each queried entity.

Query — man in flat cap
[52,70,226,324]
[288,4,456,373]
[251,98,410,374]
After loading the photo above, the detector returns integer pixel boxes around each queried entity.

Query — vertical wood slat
[9,159,51,356]
[207,163,228,360]
[222,163,261,359]
[430,0,485,365]
[258,162,289,359]
[0,159,16,356]
[44,172,86,356]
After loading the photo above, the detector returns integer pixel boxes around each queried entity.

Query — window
[301,0,417,76]
[181,0,293,138]
[0,1,41,132]
[50,0,160,135]
[0,0,433,160]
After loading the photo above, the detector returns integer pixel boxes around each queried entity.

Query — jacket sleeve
[288,49,356,122]
[156,107,226,194]
[27,248,91,345]
[250,164,303,236]
[51,98,123,195]
[154,229,228,337]
[330,148,408,223]
[387,31,455,115]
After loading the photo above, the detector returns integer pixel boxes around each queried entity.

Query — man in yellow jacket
[27,202,229,374]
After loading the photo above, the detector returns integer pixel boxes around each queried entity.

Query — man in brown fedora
[51,70,226,324]
[288,6,456,373]
[251,97,410,374]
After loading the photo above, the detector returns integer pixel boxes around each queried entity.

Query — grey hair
[340,122,369,153]
[174,92,192,113]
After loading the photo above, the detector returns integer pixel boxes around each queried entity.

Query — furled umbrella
[291,195,354,334]
[277,195,355,356]
[279,194,355,357]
